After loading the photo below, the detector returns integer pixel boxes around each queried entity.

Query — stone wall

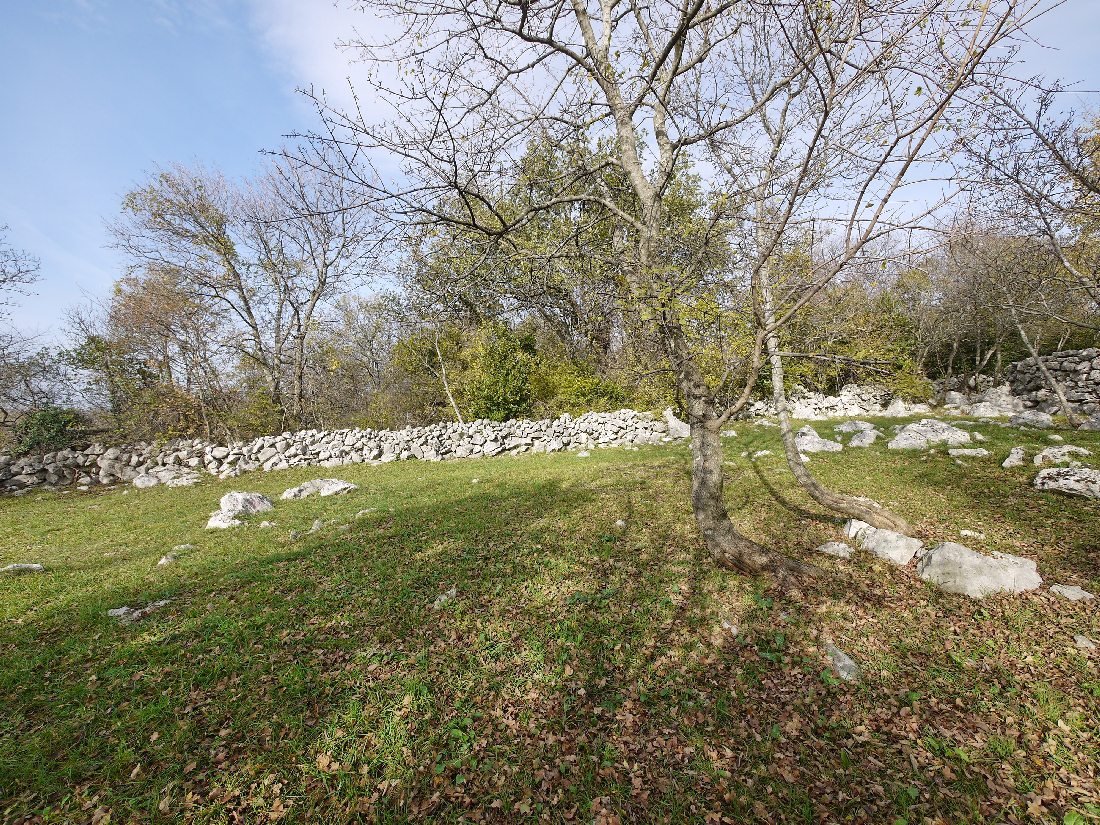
[1005,348,1100,415]
[0,410,674,495]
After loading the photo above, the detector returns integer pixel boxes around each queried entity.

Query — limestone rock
[132,473,160,489]
[824,642,861,682]
[1033,467,1100,499]
[206,511,243,529]
[795,425,843,453]
[1010,410,1053,429]
[916,542,1042,599]
[107,599,172,624]
[834,420,875,434]
[281,478,359,500]
[1,562,46,575]
[663,408,691,439]
[1075,635,1097,650]
[1002,447,1027,468]
[219,491,274,516]
[948,448,990,458]
[432,586,458,610]
[847,430,880,448]
[844,519,923,566]
[1050,583,1095,601]
[1032,445,1091,467]
[816,541,855,559]
[888,419,971,450]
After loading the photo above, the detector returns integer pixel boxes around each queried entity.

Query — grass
[1,416,1098,824]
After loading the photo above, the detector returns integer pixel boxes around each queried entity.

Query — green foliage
[458,325,537,421]
[13,406,84,454]
[530,360,627,416]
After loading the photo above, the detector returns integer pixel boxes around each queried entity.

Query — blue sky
[3,1,1100,341]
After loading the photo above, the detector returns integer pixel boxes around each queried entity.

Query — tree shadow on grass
[2,455,1094,823]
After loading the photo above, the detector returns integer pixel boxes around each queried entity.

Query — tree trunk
[1007,304,1080,426]
[761,274,911,533]
[684,388,820,587]
[434,330,464,424]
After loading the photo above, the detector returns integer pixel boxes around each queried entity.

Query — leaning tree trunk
[1006,303,1081,427]
[682,385,820,587]
[761,274,911,533]
[656,295,819,585]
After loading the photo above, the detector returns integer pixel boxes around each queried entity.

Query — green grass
[1,417,1098,823]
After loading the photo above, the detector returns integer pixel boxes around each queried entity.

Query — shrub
[458,326,537,421]
[12,407,84,454]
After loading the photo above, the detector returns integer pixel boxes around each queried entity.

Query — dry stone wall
[0,410,674,495]
[1006,348,1100,416]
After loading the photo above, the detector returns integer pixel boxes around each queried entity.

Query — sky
[2,0,1100,342]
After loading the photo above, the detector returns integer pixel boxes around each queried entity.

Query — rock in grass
[1050,584,1095,601]
[207,491,275,529]
[157,544,194,567]
[916,542,1041,599]
[219,491,275,515]
[795,425,843,453]
[107,599,172,624]
[1075,635,1096,650]
[280,479,358,500]
[948,448,990,458]
[816,541,855,559]
[132,473,160,489]
[834,420,874,434]
[432,586,457,610]
[888,419,971,450]
[1010,410,1053,429]
[1,563,46,576]
[1033,467,1100,499]
[824,642,861,682]
[847,430,880,448]
[1032,446,1091,467]
[844,520,923,566]
[1002,447,1027,468]
[206,511,243,529]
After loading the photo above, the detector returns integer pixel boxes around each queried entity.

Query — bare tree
[300,0,1035,584]
[110,154,382,429]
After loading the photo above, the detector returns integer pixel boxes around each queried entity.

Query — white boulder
[816,541,855,559]
[948,448,990,458]
[1050,584,1095,601]
[848,430,880,448]
[1002,447,1027,468]
[206,511,243,529]
[916,542,1042,599]
[888,419,971,450]
[1010,410,1053,429]
[795,425,843,453]
[1033,467,1100,499]
[281,478,359,500]
[844,519,923,566]
[1,563,46,575]
[824,641,861,682]
[1033,446,1091,467]
[219,491,274,515]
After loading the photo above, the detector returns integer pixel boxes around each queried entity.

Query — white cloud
[244,0,389,114]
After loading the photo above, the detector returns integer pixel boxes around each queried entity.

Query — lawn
[1,418,1098,824]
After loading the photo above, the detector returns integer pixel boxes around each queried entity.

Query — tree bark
[684,387,820,587]
[760,275,911,533]
[1007,303,1081,426]
[434,330,464,424]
